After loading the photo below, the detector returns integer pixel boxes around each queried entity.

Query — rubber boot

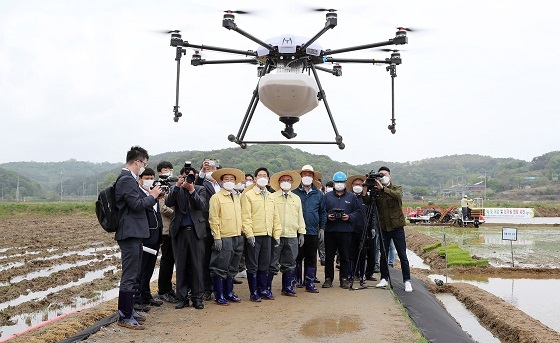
[281,270,297,297]
[117,291,144,330]
[259,272,275,300]
[224,277,241,303]
[247,272,261,302]
[212,276,229,306]
[304,267,319,293]
[295,261,304,288]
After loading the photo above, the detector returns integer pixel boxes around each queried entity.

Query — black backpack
[95,175,125,233]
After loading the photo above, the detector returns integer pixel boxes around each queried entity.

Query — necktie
[261,189,266,198]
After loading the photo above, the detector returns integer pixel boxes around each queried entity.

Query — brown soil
[1,215,560,342]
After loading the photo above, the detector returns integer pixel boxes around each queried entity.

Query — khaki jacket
[241,186,282,240]
[209,189,243,239]
[158,198,174,235]
[374,183,407,232]
[272,191,306,238]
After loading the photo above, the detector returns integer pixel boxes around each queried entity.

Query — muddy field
[1,215,560,342]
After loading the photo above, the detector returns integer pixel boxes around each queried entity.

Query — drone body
[170,10,408,149]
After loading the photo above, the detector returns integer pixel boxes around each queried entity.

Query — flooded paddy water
[407,223,560,340]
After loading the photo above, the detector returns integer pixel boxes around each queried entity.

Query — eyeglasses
[136,160,148,168]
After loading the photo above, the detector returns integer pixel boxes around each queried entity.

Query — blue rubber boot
[305,267,319,293]
[259,271,275,300]
[281,270,297,297]
[224,277,241,303]
[213,276,229,306]
[247,272,261,302]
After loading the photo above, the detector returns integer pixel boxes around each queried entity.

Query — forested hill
[0,146,558,200]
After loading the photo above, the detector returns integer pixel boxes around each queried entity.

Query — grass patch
[0,202,95,217]
[438,244,488,267]
[422,242,441,252]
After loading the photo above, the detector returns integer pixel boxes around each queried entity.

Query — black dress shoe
[147,298,163,307]
[203,292,213,301]
[159,292,179,304]
[175,300,189,309]
[233,278,243,284]
[192,300,204,309]
[133,303,150,312]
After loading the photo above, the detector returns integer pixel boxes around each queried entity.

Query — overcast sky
[1,0,559,165]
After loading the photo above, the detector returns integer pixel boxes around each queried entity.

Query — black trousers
[172,226,206,301]
[157,234,175,295]
[324,231,352,282]
[349,232,367,278]
[137,242,160,302]
[203,228,213,293]
[118,237,143,292]
[364,236,378,277]
[296,234,318,269]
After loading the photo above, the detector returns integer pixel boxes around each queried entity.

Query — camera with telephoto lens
[364,170,385,188]
[181,161,195,184]
[330,208,345,219]
[153,174,179,194]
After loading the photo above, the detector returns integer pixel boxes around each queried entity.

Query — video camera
[153,174,179,193]
[329,208,345,219]
[364,170,385,188]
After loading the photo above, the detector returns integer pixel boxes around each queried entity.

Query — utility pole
[59,171,63,202]
[16,174,20,202]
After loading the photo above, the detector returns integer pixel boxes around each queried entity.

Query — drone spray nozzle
[279,117,299,139]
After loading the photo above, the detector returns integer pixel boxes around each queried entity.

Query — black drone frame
[169,10,407,149]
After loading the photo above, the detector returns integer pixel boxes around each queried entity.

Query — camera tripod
[348,191,392,291]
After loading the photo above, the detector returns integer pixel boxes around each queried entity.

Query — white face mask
[301,176,314,186]
[353,185,363,194]
[256,177,268,188]
[245,180,254,186]
[280,181,292,191]
[138,167,146,177]
[334,183,346,191]
[380,175,390,185]
[325,187,333,193]
[142,179,154,190]
[234,183,245,191]
[222,181,235,191]
[206,171,214,182]
[160,171,173,177]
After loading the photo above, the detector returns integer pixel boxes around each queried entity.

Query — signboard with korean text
[484,208,534,219]
[502,227,518,241]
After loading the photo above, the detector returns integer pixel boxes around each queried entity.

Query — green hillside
[0,146,559,202]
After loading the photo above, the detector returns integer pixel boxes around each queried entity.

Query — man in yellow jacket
[240,167,282,301]
[269,170,306,297]
[209,167,245,306]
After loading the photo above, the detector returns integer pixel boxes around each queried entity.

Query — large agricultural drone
[169,9,408,149]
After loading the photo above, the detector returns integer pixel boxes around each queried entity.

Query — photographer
[165,165,208,309]
[367,166,413,293]
[322,172,362,289]
[155,161,179,304]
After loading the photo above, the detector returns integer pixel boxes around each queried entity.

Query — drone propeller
[224,9,252,15]
[312,8,337,12]
[379,48,406,53]
[397,26,417,32]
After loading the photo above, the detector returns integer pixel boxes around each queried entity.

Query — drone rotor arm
[325,57,390,64]
[191,58,258,66]
[321,39,397,56]
[182,42,257,57]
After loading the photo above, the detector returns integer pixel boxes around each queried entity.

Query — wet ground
[2,216,560,342]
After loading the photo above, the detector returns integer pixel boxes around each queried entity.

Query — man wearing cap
[369,166,413,293]
[240,167,282,302]
[292,165,326,293]
[269,170,306,297]
[460,195,472,221]
[208,167,245,305]
[322,171,362,289]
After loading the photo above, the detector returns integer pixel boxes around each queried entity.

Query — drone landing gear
[280,117,299,139]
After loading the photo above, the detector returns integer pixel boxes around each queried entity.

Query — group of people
[113,146,413,330]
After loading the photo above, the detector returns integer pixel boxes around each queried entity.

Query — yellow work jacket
[272,191,306,238]
[241,186,282,239]
[209,189,242,239]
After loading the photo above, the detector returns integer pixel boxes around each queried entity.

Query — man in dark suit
[195,158,220,300]
[115,146,162,330]
[135,168,164,308]
[166,166,208,309]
